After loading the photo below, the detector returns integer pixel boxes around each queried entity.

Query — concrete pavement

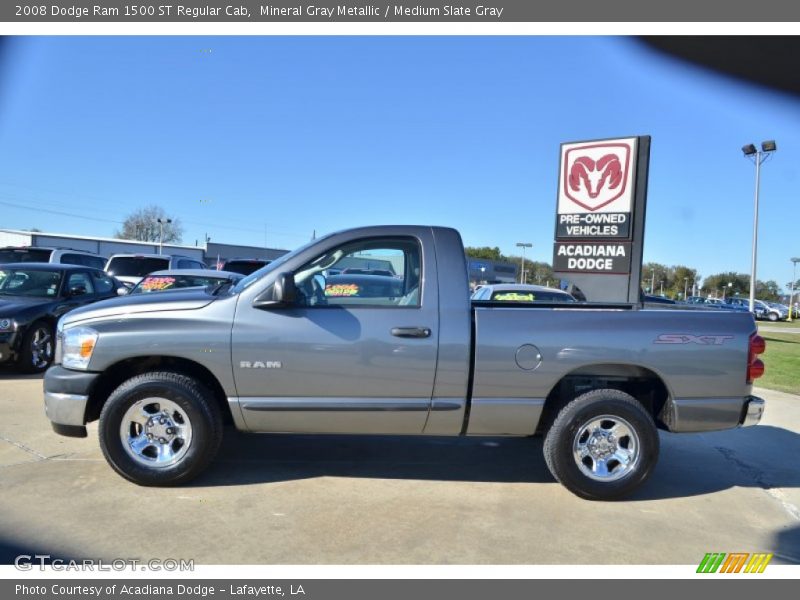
[0,372,798,565]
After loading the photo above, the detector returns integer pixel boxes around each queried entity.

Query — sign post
[552,136,650,304]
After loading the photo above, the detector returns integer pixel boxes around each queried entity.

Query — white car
[105,253,207,287]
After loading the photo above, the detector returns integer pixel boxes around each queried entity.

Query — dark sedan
[0,263,125,373]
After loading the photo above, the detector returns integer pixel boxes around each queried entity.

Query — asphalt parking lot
[1,372,798,565]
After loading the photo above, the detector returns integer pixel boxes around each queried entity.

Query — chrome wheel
[119,398,193,468]
[30,326,53,369]
[573,415,640,482]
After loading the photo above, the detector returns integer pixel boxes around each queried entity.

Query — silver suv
[0,246,106,270]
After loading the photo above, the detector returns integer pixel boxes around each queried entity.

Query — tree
[116,205,183,244]
[464,246,505,261]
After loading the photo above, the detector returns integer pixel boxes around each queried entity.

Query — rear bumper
[660,395,765,432]
[43,366,100,437]
[740,396,765,427]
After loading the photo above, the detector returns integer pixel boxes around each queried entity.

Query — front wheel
[18,322,54,373]
[98,372,223,486]
[768,312,778,322]
[543,389,659,500]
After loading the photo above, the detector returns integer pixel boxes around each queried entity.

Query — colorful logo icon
[563,142,631,211]
[697,552,773,574]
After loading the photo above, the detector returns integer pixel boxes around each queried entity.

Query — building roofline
[0,228,287,253]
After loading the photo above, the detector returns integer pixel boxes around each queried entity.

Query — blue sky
[1,36,798,288]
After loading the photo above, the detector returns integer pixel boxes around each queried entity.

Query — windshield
[131,274,235,294]
[231,234,333,294]
[107,256,169,278]
[490,290,575,303]
[0,248,53,263]
[0,268,62,298]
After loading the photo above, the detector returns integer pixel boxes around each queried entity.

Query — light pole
[790,257,800,322]
[684,277,689,300]
[516,242,532,284]
[157,217,172,255]
[742,140,776,313]
[660,280,664,296]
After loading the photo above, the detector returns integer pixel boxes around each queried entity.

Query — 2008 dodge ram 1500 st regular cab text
[43,226,767,500]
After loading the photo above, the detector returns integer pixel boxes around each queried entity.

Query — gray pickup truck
[43,226,767,500]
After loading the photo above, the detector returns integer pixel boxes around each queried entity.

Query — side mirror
[68,285,87,297]
[253,272,297,309]
[117,287,129,296]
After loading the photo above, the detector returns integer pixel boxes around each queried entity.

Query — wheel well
[536,364,671,434]
[85,356,233,425]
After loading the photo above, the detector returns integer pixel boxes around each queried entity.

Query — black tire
[98,372,223,486]
[18,321,54,374]
[768,312,778,322]
[543,389,659,501]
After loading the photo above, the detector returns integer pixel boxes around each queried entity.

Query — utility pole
[516,242,532,284]
[157,218,172,255]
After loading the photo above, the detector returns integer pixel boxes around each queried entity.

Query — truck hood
[60,289,218,326]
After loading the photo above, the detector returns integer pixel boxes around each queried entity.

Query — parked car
[727,298,785,321]
[643,294,676,305]
[105,253,207,288]
[0,246,106,270]
[0,263,125,372]
[219,258,271,276]
[44,225,766,500]
[130,270,243,295]
[471,283,576,303]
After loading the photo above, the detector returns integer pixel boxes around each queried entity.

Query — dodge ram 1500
[43,226,766,499]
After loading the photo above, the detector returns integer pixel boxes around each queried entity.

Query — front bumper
[43,366,100,438]
[740,396,765,427]
[0,332,20,364]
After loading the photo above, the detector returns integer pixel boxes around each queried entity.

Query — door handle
[391,327,431,338]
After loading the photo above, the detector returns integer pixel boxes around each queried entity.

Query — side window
[85,256,106,270]
[66,272,95,294]
[61,253,84,266]
[177,259,202,269]
[293,237,421,308]
[91,271,114,294]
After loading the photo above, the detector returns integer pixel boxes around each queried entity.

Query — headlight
[62,327,99,370]
[0,318,15,332]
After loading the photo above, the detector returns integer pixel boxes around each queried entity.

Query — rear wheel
[768,312,778,322]
[98,372,223,486]
[543,389,659,500]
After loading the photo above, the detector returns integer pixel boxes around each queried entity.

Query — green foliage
[464,246,505,261]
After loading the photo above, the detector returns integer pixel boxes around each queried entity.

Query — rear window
[0,248,53,263]
[490,290,575,303]
[223,260,269,275]
[106,257,169,278]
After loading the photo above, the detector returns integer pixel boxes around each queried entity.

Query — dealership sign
[556,138,636,239]
[552,136,650,303]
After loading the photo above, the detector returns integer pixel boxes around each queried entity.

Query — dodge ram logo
[239,361,283,369]
[564,142,631,211]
